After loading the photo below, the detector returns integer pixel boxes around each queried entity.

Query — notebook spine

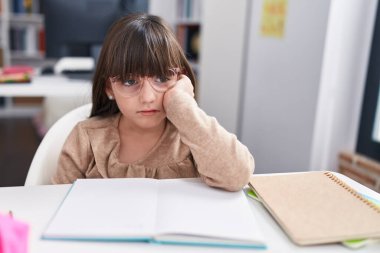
[324,172,380,214]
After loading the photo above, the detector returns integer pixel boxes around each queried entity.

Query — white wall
[148,0,177,27]
[240,0,331,173]
[198,0,248,134]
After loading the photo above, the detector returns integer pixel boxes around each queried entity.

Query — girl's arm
[164,75,254,191]
[52,123,90,184]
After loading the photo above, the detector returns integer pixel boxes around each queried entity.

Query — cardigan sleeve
[165,91,254,191]
[52,123,90,184]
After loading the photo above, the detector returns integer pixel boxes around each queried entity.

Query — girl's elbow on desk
[203,159,254,192]
[228,155,255,191]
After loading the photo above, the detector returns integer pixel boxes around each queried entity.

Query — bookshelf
[0,0,45,66]
[175,0,201,75]
[0,0,45,116]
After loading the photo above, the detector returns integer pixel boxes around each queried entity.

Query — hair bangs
[116,20,183,80]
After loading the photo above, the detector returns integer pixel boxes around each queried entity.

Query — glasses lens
[111,76,142,98]
[150,69,178,92]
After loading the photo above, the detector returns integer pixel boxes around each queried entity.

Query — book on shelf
[9,26,44,58]
[42,178,266,249]
[12,0,40,14]
[177,24,200,62]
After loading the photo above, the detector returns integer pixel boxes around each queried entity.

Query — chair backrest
[25,103,92,186]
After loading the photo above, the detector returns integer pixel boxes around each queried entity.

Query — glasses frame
[110,68,180,98]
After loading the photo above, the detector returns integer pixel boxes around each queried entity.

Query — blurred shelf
[9,13,44,26]
[176,19,200,26]
[11,50,44,60]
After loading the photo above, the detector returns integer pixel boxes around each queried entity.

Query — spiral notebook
[249,171,380,246]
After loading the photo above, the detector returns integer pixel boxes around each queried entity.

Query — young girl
[53,13,254,191]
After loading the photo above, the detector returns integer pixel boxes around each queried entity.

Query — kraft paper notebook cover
[42,178,266,249]
[249,171,380,246]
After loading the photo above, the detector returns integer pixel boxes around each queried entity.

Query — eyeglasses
[110,68,179,98]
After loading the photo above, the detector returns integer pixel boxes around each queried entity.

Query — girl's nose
[139,79,156,103]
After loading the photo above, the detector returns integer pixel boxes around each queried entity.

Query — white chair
[25,103,92,186]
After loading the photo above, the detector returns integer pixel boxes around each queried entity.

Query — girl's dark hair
[90,13,196,117]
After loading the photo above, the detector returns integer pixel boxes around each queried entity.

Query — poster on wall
[260,0,288,38]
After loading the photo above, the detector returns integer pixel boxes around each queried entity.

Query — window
[356,3,380,162]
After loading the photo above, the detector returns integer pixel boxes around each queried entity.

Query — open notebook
[249,171,380,246]
[43,178,266,249]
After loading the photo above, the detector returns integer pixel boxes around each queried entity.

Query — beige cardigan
[53,91,254,191]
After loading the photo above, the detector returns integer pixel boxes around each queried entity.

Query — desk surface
[0,75,92,97]
[0,173,379,253]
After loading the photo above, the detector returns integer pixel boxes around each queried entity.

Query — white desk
[0,75,92,117]
[0,75,92,97]
[0,174,379,253]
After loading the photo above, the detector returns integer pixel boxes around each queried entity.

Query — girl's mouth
[138,110,159,116]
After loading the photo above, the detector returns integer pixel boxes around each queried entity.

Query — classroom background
[0,0,379,192]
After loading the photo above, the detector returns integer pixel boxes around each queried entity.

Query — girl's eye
[123,79,138,86]
[154,76,169,83]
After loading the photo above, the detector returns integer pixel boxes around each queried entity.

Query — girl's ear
[106,78,115,100]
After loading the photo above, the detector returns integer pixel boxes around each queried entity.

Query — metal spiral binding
[324,171,380,214]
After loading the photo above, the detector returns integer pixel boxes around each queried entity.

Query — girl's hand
[163,74,194,110]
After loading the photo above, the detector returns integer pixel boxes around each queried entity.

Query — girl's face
[106,76,167,131]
